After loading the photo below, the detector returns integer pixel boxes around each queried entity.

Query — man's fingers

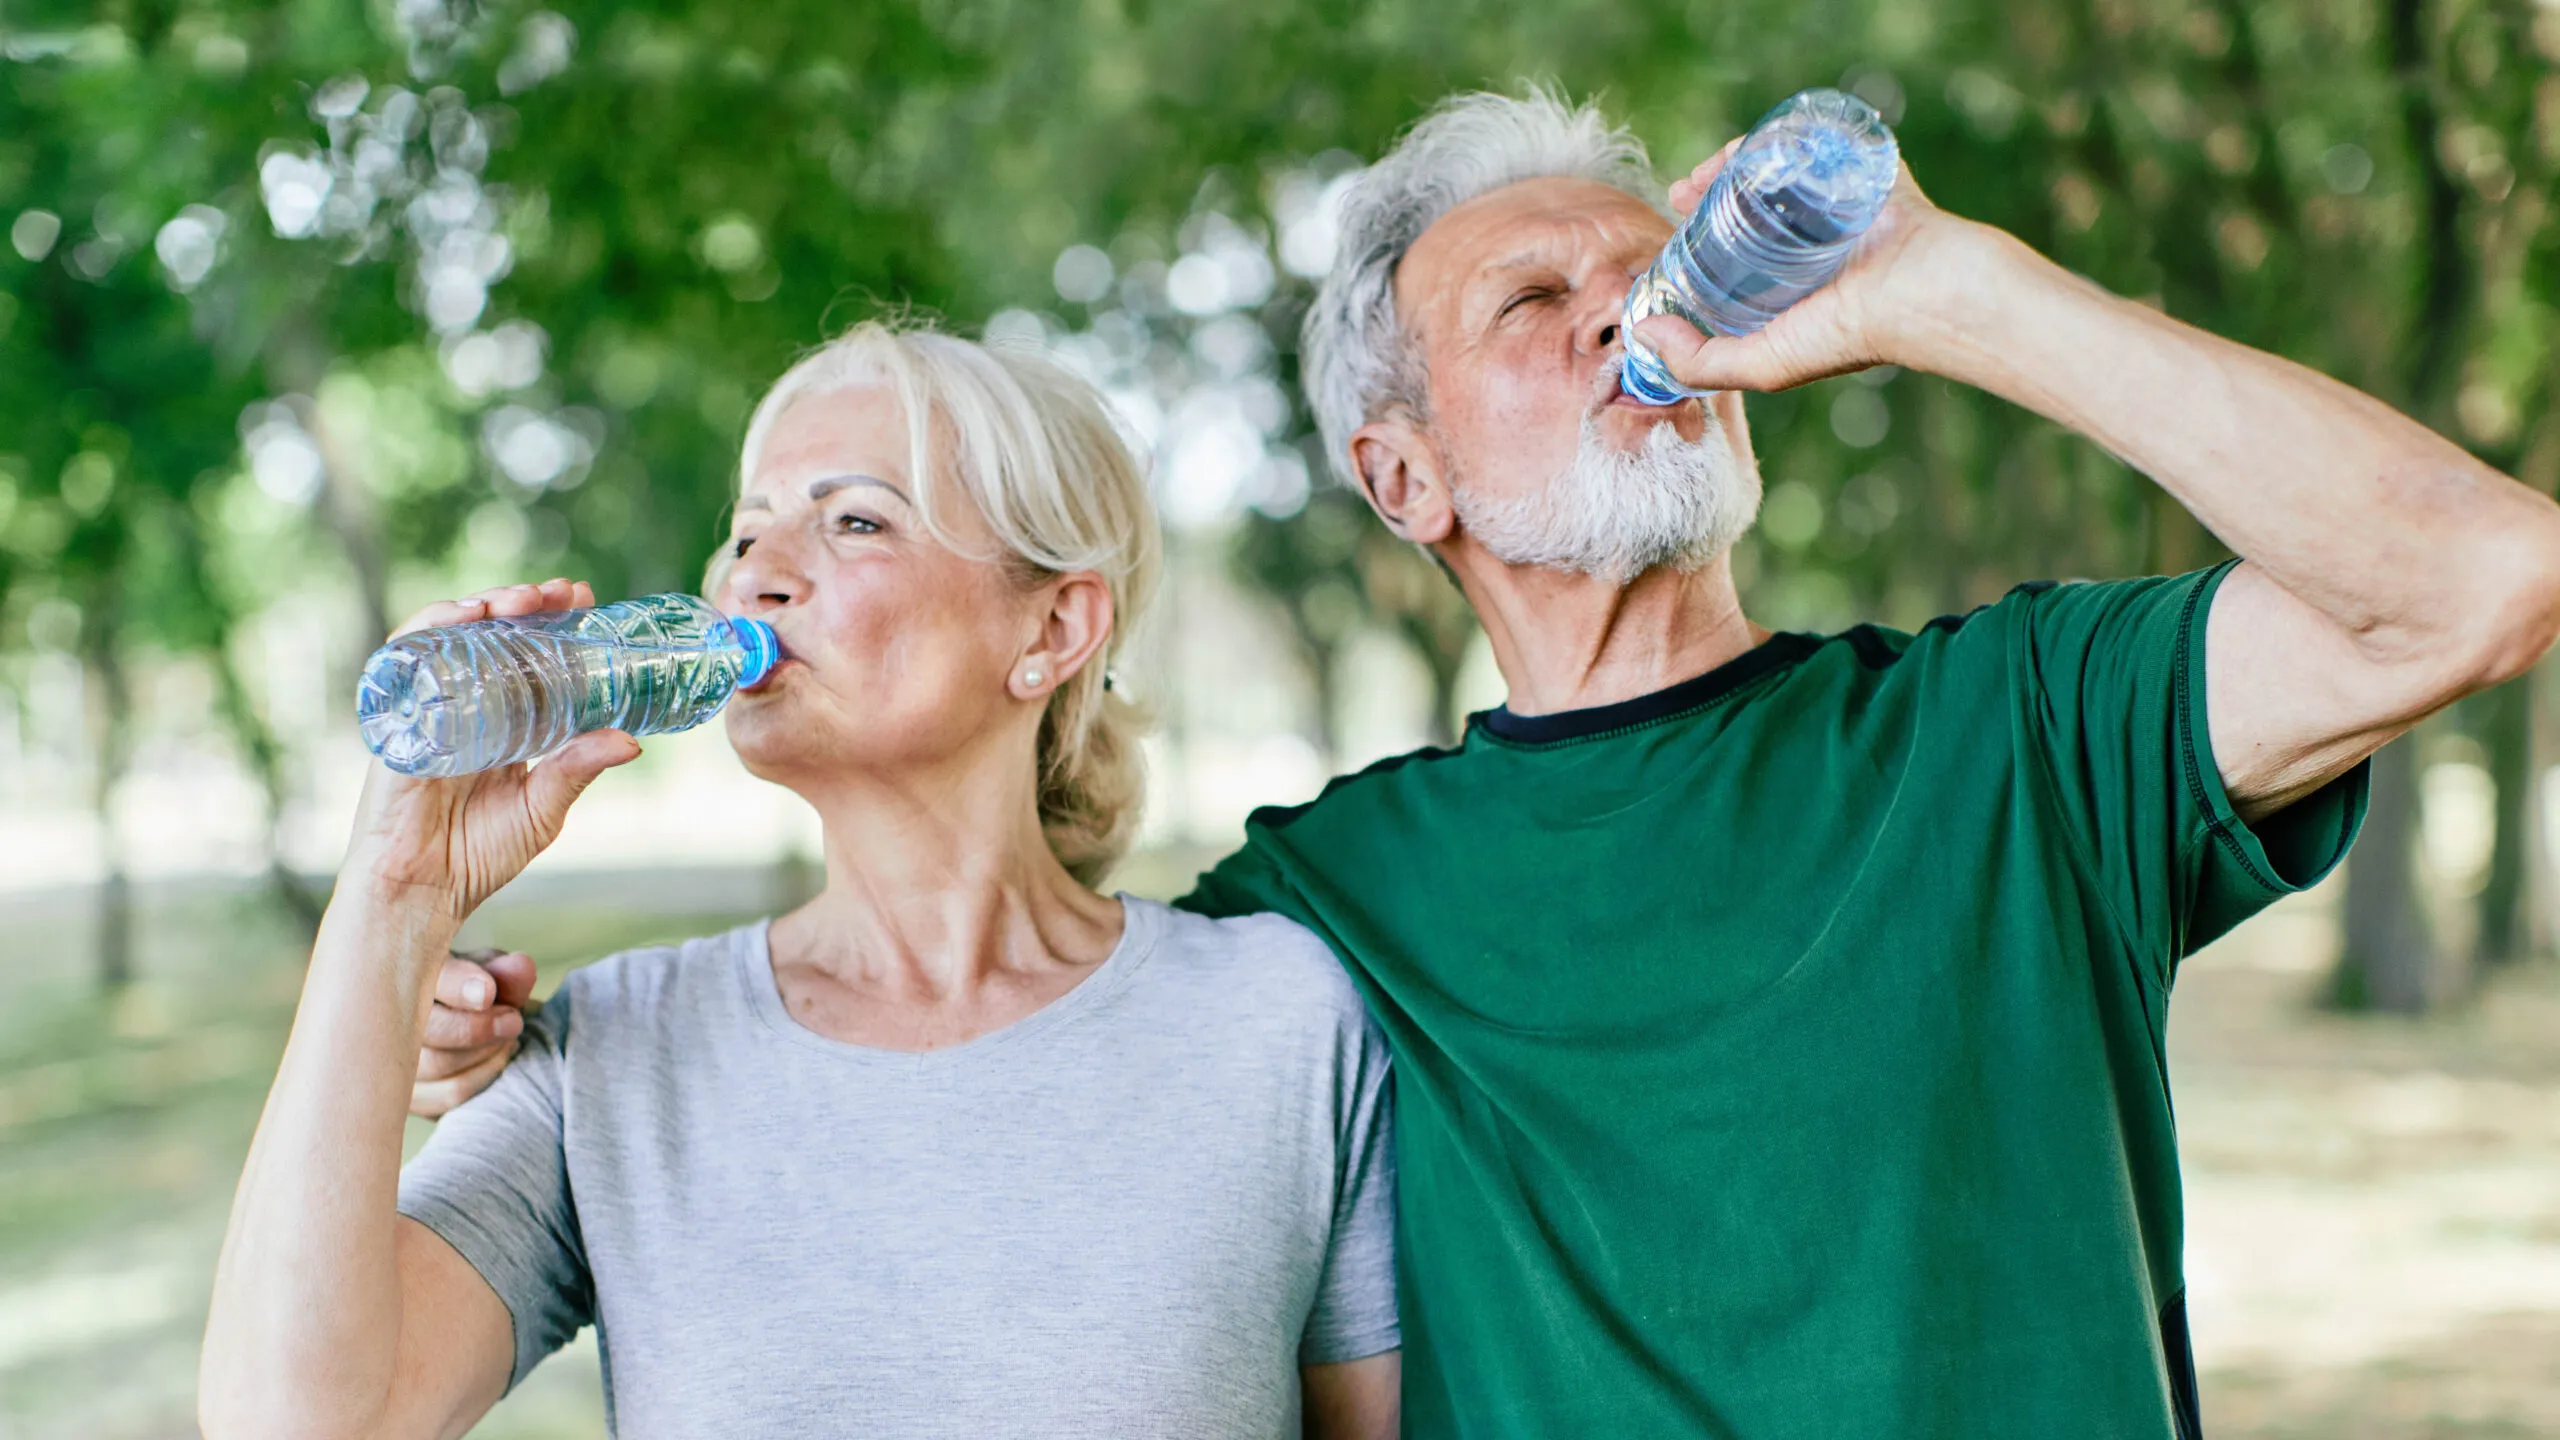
[1633,315,1787,394]
[1634,314,1854,395]
[1667,136,1743,217]
[483,950,539,1010]
[434,955,501,1011]
[423,1001,524,1051]
[412,1041,517,1119]
[416,1031,505,1081]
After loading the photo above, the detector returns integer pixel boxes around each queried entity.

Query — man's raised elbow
[2460,504,2560,689]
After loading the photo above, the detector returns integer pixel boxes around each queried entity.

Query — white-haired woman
[200,321,1399,1440]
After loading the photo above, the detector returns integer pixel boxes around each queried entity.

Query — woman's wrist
[319,865,467,980]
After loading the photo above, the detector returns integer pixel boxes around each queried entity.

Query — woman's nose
[726,539,809,614]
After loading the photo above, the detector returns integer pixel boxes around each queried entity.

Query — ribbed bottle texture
[1620,89,1900,406]
[356,594,780,777]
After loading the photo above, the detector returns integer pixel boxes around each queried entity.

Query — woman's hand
[344,579,642,924]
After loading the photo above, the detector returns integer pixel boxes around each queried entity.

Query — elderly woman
[199,321,1399,1440]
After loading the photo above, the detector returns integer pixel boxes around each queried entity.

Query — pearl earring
[1023,667,1045,689]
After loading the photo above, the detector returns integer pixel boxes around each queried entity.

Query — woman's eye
[730,535,755,558]
[831,513,881,535]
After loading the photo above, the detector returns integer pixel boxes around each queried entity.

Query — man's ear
[1346,414,1456,547]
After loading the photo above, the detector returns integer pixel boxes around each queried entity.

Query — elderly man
[416,90,2560,1436]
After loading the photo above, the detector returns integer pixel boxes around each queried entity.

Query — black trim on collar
[1475,632,1822,744]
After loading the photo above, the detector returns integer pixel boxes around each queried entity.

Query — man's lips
[1591,354,1688,414]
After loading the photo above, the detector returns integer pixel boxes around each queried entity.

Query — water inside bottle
[1618,90,1898,406]
[358,595,774,777]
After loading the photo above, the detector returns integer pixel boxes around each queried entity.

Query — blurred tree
[2,0,2552,1002]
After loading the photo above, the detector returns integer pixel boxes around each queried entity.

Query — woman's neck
[762,759,1124,1050]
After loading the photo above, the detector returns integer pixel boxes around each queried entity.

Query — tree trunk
[2473,676,2538,966]
[2336,737,2440,1012]
[81,595,134,995]
[2530,661,2560,961]
[2333,0,2466,1010]
[212,639,325,934]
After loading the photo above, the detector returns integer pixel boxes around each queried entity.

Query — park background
[3,0,2558,1434]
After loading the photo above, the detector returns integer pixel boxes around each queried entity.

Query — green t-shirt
[1180,563,2365,1439]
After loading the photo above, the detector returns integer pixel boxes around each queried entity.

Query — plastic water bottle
[1619,89,1900,406]
[356,593,780,777]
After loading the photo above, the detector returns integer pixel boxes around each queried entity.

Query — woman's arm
[200,884,512,1440]
[1303,1352,1400,1440]
[199,581,637,1440]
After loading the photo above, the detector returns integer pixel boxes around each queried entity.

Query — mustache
[1587,352,1630,414]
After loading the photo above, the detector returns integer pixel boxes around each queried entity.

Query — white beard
[1448,411,1762,585]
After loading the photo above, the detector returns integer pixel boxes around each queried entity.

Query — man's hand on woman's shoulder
[413,947,538,1118]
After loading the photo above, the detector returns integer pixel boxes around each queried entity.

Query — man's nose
[1580,271,1639,354]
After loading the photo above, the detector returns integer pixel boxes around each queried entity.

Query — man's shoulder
[1240,739,1472,836]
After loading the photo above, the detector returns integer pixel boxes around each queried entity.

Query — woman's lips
[740,654,801,693]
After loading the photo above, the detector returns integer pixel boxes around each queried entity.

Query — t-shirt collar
[1474,633,1820,745]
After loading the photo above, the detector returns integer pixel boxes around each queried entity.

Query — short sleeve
[2016,562,2368,977]
[1299,1007,1399,1366]
[397,986,593,1391]
[1176,829,1302,923]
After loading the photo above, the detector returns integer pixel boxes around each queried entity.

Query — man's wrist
[1870,219,2068,389]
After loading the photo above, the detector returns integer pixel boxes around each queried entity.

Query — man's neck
[1455,546,1769,717]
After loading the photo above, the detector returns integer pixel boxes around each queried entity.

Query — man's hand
[1634,137,1986,394]
[1649,132,2560,818]
[412,948,536,1118]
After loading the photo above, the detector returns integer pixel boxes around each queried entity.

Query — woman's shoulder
[545,921,766,1038]
[1125,898,1369,1026]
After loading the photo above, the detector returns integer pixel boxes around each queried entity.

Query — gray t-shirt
[397,897,1397,1439]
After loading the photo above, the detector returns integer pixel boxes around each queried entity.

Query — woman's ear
[1347,415,1455,546]
[1011,572,1113,700]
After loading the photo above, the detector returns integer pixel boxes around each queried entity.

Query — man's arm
[1303,1353,1400,1440]
[1906,228,2560,819]
[1643,165,2560,821]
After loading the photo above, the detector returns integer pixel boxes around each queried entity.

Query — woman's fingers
[412,1040,517,1119]
[524,729,643,836]
[389,595,493,640]
[386,580,592,640]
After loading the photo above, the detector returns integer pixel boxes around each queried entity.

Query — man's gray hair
[1303,85,1664,487]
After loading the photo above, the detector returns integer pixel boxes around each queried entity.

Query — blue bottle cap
[729,616,781,687]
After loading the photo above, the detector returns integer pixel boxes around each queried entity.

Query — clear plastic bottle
[1618,89,1900,406]
[356,593,781,777]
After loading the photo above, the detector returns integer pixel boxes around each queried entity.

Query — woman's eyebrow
[808,474,909,504]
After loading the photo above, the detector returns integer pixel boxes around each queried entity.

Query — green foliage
[0,0,2551,742]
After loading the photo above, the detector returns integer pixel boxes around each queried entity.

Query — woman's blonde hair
[710,318,1162,886]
